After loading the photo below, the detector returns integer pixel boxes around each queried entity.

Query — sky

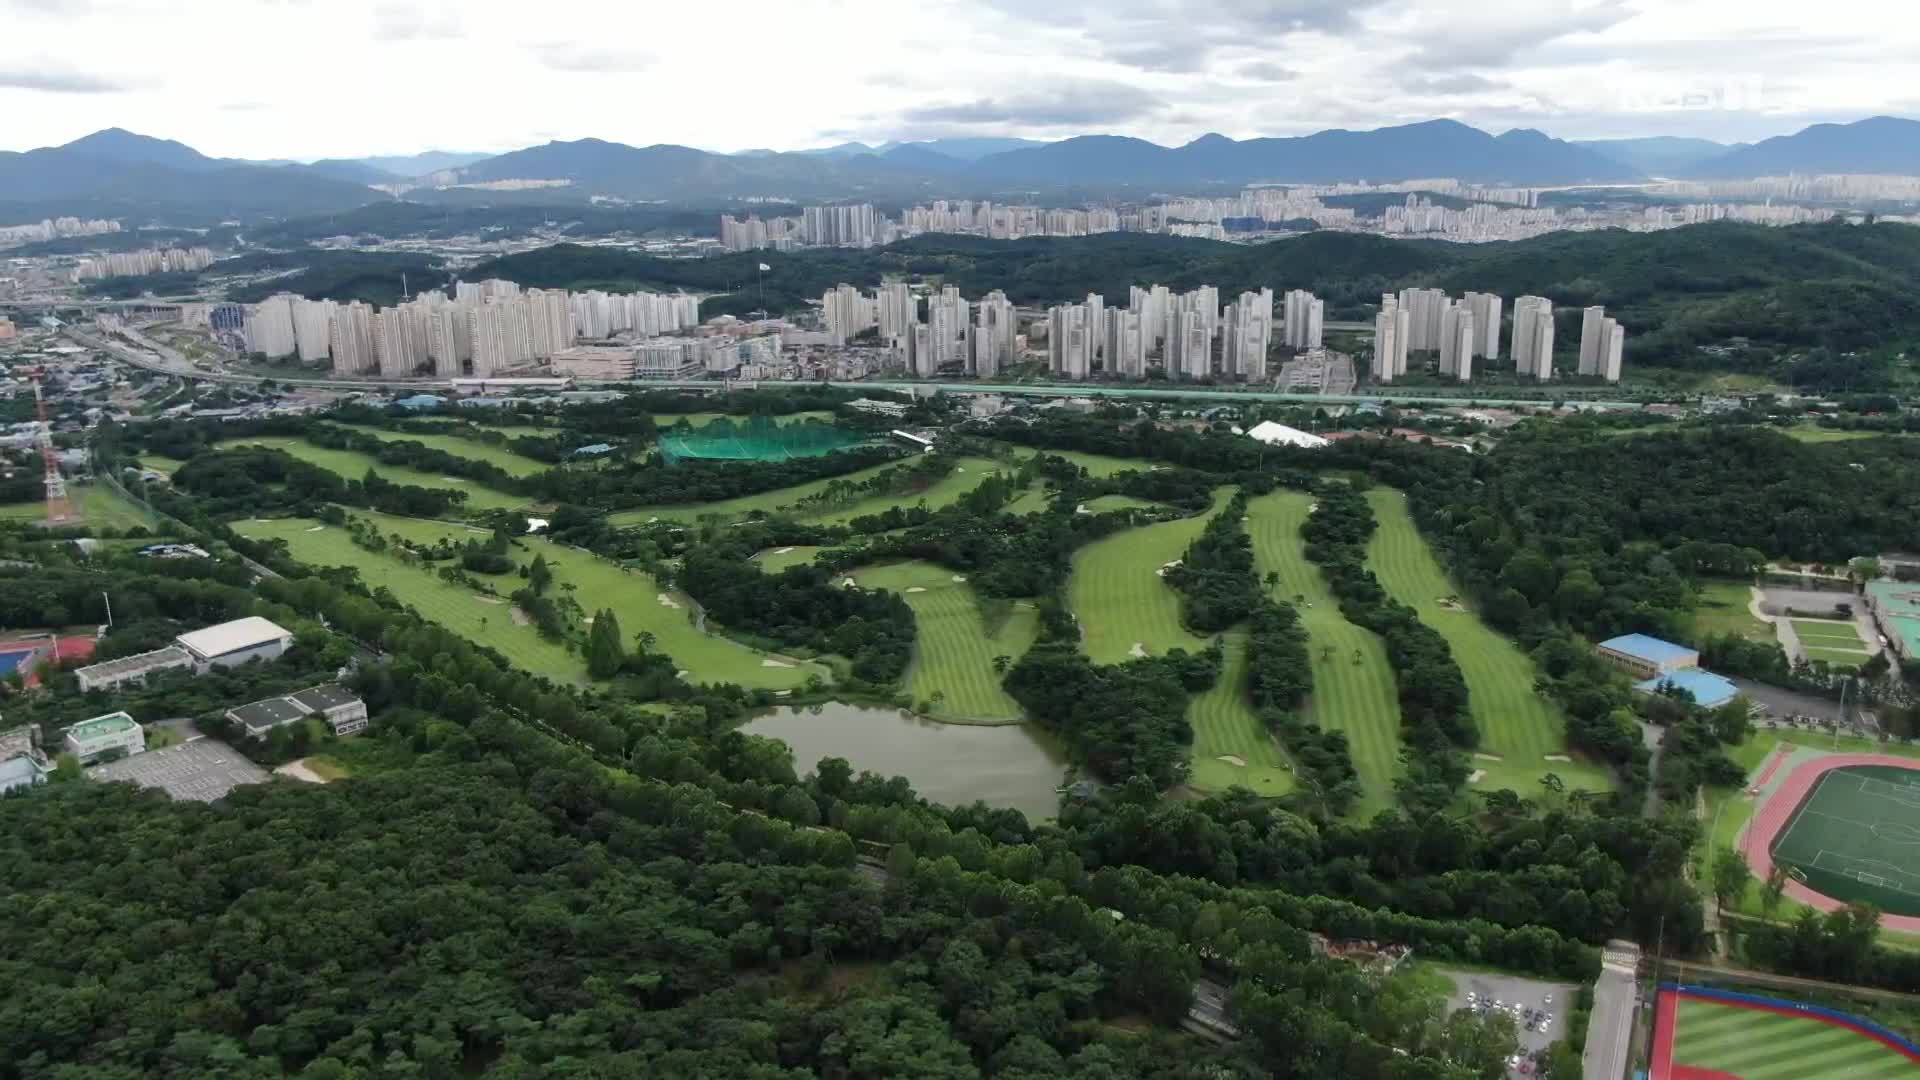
[2,0,1916,160]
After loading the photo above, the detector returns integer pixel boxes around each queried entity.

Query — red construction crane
[21,367,71,526]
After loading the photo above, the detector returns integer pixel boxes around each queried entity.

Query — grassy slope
[1691,580,1773,643]
[1364,489,1613,796]
[811,458,1013,525]
[1031,449,1154,478]
[0,487,159,531]
[215,437,527,511]
[1067,488,1231,665]
[1246,491,1403,816]
[1186,630,1296,796]
[1672,996,1915,1079]
[235,512,822,689]
[333,424,554,477]
[136,454,189,476]
[849,561,1037,722]
[754,545,826,573]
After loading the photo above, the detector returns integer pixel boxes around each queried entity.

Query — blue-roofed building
[1596,633,1700,679]
[393,394,446,411]
[0,755,45,795]
[1635,669,1739,709]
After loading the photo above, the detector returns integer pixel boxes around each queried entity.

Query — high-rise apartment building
[1106,308,1147,378]
[821,283,875,347]
[1372,293,1409,382]
[1397,287,1448,352]
[876,282,916,340]
[1511,295,1555,379]
[1601,320,1625,382]
[1222,288,1274,380]
[1578,305,1607,375]
[372,307,421,377]
[972,290,1015,377]
[1282,288,1324,350]
[1048,302,1095,379]
[1130,284,1172,354]
[801,204,878,248]
[1439,303,1475,381]
[243,294,296,359]
[328,302,376,375]
[292,298,334,363]
[1463,291,1502,359]
[926,286,971,371]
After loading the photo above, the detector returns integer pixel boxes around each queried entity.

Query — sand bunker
[657,593,681,609]
[1128,642,1148,658]
[509,607,532,626]
[840,577,857,588]
[275,759,328,784]
[905,586,927,593]
[475,596,504,605]
[1544,754,1573,763]
[951,574,967,582]
[761,659,794,668]
[1217,754,1247,767]
[1467,769,1487,783]
[1474,752,1503,761]
[771,546,796,556]
[305,525,324,532]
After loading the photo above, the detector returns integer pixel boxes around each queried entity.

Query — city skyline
[1,0,1915,159]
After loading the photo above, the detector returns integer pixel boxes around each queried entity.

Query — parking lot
[1440,968,1576,1077]
[89,738,269,802]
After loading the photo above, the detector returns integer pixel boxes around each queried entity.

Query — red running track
[1740,753,1920,934]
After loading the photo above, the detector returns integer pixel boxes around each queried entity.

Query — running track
[1739,753,1920,934]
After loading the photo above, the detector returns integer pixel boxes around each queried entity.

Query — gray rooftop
[75,645,191,682]
[289,683,359,713]
[228,697,308,733]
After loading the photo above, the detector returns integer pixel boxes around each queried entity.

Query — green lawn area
[137,454,189,475]
[1692,580,1773,643]
[1247,491,1402,816]
[1187,630,1295,797]
[233,513,823,689]
[1783,426,1883,444]
[1026,449,1153,478]
[611,457,1009,527]
[1804,646,1871,668]
[1068,488,1231,665]
[812,458,1011,526]
[754,545,826,573]
[846,561,1037,722]
[216,437,528,512]
[1004,487,1055,516]
[1791,618,1869,647]
[231,518,583,683]
[0,487,159,531]
[1671,995,1916,1079]
[333,424,554,477]
[1365,489,1613,797]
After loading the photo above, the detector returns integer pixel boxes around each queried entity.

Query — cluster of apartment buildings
[721,200,1129,251]
[0,216,120,248]
[822,282,1019,376]
[1372,290,1625,384]
[240,279,702,378]
[70,246,214,281]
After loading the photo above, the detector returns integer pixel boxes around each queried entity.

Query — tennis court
[1771,764,1920,916]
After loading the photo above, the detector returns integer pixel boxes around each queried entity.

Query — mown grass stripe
[1186,631,1294,796]
[1067,489,1230,665]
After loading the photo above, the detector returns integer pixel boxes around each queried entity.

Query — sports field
[333,424,554,477]
[0,487,159,531]
[846,561,1037,722]
[1793,618,1875,669]
[1364,489,1612,796]
[1771,764,1920,917]
[233,513,822,689]
[215,437,528,511]
[1187,630,1296,796]
[1068,488,1231,665]
[1246,491,1401,816]
[1660,990,1919,1079]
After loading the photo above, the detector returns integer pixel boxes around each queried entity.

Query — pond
[740,702,1069,822]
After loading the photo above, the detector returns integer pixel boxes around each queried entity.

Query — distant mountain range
[3,116,1918,221]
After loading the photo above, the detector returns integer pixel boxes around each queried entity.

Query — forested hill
[466,221,1920,382]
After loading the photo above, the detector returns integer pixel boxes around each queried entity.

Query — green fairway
[1692,580,1773,643]
[1365,489,1613,797]
[609,456,1008,526]
[1187,631,1296,796]
[0,487,159,531]
[1004,487,1055,516]
[231,518,583,683]
[847,561,1038,722]
[1671,994,1918,1079]
[1068,488,1231,665]
[333,424,554,477]
[234,513,823,689]
[216,437,528,512]
[1027,449,1153,478]
[754,545,826,573]
[136,454,189,476]
[1246,491,1403,816]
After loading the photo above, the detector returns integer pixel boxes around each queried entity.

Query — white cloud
[0,0,1911,158]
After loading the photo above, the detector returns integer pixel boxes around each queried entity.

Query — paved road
[1582,940,1642,1080]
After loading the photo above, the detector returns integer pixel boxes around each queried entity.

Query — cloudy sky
[2,0,1915,159]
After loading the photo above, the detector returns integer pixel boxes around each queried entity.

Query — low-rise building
[176,616,294,671]
[289,683,369,736]
[1596,633,1700,680]
[64,711,145,763]
[0,723,50,794]
[226,696,310,739]
[1634,669,1739,709]
[73,645,193,693]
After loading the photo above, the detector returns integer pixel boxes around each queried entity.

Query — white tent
[1245,420,1329,449]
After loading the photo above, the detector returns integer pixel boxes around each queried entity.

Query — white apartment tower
[1397,287,1448,352]
[1438,304,1476,382]
[973,290,1015,377]
[1463,291,1502,359]
[822,284,875,347]
[1048,302,1094,379]
[926,286,971,370]
[1282,288,1324,350]
[328,302,376,375]
[1511,295,1555,379]
[1106,308,1147,378]
[876,282,916,340]
[244,294,296,359]
[1578,306,1607,374]
[1372,293,1409,382]
[526,289,573,358]
[1222,288,1274,380]
[1130,284,1171,354]
[292,298,334,363]
[372,307,419,377]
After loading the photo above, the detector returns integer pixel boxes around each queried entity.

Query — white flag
[757,262,771,272]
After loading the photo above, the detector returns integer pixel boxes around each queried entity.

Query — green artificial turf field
[1067,488,1231,665]
[1771,764,1920,916]
[1365,489,1612,797]
[1670,994,1918,1079]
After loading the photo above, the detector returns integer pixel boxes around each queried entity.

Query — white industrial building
[1246,420,1329,449]
[73,645,193,693]
[175,617,294,672]
[64,711,145,763]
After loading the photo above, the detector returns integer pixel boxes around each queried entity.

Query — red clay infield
[1739,752,1920,934]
